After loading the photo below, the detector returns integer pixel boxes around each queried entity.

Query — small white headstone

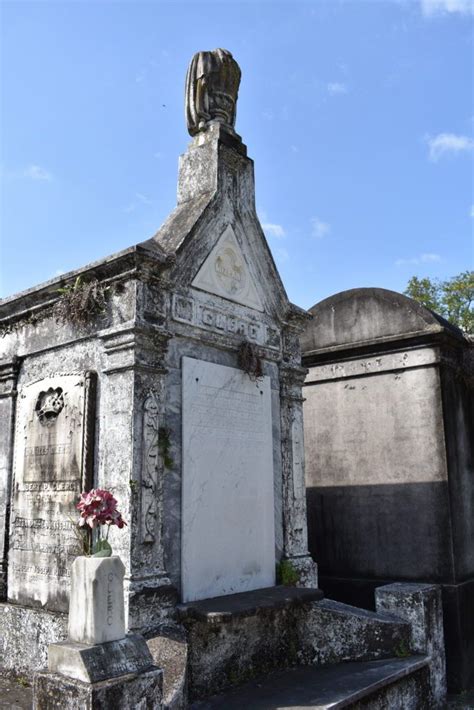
[68,556,125,645]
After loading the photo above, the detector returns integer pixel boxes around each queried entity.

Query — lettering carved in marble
[8,372,96,611]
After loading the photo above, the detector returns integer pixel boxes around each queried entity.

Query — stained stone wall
[301,287,474,693]
[0,121,316,672]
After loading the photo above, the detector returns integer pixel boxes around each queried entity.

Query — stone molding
[100,324,171,375]
[0,357,20,398]
[305,346,441,384]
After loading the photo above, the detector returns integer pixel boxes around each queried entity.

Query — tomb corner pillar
[0,357,20,599]
[100,322,175,631]
[279,322,318,588]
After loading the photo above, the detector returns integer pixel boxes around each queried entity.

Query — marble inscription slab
[8,372,96,611]
[182,357,275,602]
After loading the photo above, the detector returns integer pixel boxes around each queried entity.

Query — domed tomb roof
[301,287,465,354]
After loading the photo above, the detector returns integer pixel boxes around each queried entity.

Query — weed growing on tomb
[158,427,174,470]
[54,276,110,327]
[394,640,411,658]
[238,340,263,381]
[276,559,300,586]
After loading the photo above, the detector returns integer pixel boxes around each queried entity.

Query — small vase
[68,555,126,645]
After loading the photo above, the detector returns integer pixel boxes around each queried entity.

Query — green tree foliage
[404,271,474,334]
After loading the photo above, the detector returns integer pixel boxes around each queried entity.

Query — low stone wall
[297,599,412,665]
[0,603,67,674]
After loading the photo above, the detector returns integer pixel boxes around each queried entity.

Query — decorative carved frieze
[172,294,281,351]
[140,391,160,545]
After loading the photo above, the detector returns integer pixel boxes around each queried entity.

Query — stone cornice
[0,246,171,326]
[302,328,471,368]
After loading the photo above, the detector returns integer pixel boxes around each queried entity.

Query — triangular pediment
[192,225,264,312]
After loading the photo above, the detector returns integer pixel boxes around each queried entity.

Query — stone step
[176,585,324,622]
[171,586,411,702]
[190,656,431,709]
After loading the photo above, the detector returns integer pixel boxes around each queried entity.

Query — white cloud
[262,222,285,239]
[23,164,52,181]
[123,192,152,213]
[135,192,152,205]
[427,133,474,161]
[421,0,473,16]
[327,82,348,96]
[395,253,442,266]
[311,217,331,239]
[470,205,474,217]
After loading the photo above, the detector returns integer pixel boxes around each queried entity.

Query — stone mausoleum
[0,47,316,669]
[0,50,448,708]
[301,288,474,693]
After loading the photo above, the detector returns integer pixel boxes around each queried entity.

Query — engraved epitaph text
[8,373,96,611]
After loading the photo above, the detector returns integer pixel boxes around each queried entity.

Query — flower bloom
[77,488,127,530]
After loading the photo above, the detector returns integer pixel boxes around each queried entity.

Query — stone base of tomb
[286,554,319,588]
[0,582,178,676]
[159,582,446,707]
[33,667,162,709]
[47,634,155,683]
[33,633,162,709]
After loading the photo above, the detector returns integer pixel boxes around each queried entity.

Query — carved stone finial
[185,48,241,137]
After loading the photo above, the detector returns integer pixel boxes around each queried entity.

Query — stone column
[0,357,19,599]
[279,352,318,588]
[100,320,175,632]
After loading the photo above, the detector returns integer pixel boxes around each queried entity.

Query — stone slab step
[189,656,430,709]
[177,585,324,622]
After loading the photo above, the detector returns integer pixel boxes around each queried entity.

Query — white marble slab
[181,357,275,602]
[8,373,93,611]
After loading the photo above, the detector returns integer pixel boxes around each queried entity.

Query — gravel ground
[0,676,32,710]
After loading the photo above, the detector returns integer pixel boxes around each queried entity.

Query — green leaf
[405,270,473,333]
[92,538,112,558]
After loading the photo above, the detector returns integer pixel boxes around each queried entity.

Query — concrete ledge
[176,585,323,623]
[190,656,431,709]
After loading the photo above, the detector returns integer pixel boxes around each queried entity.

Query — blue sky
[1,0,472,309]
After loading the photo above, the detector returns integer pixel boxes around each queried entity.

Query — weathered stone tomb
[0,47,317,672]
[301,287,474,693]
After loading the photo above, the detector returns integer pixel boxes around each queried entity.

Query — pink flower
[77,488,127,530]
